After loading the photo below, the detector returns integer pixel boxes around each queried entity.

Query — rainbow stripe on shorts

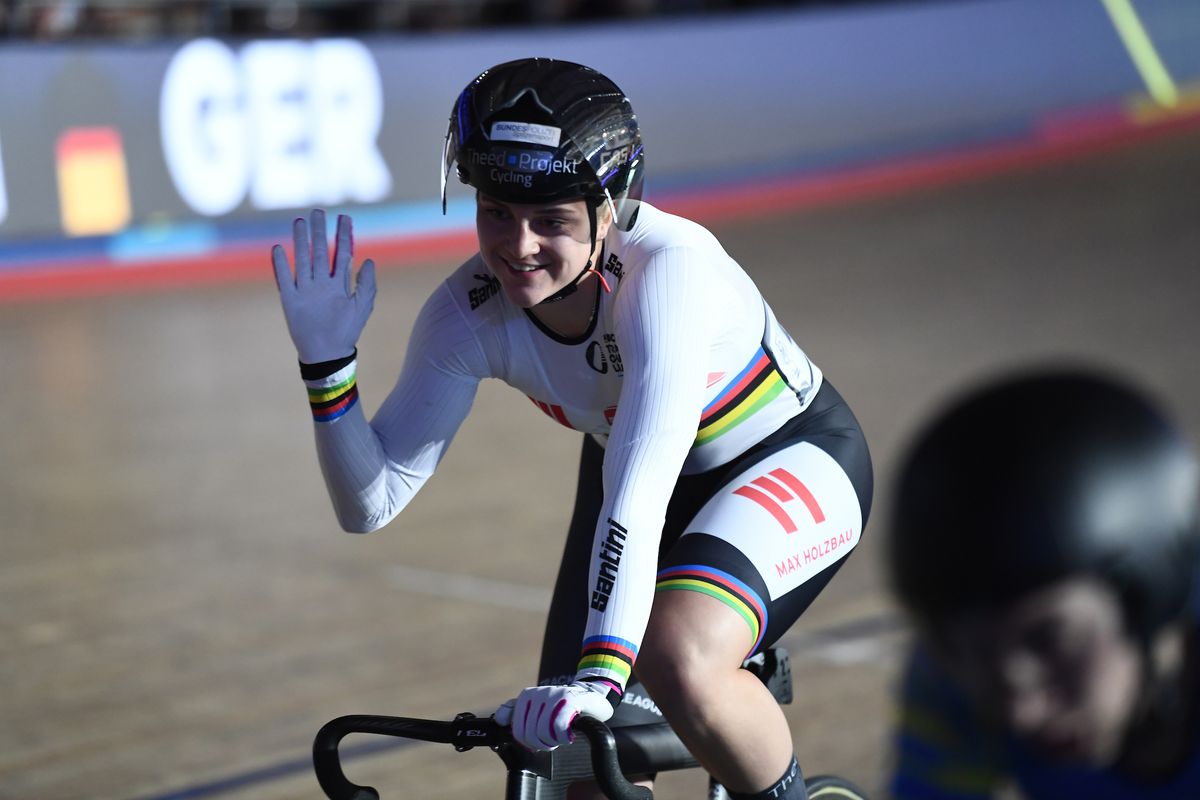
[656,565,767,656]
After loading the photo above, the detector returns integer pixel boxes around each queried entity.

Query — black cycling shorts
[536,379,873,726]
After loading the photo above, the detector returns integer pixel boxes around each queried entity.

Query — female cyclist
[272,58,872,800]
[886,368,1200,799]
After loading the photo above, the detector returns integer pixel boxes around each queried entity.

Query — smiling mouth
[504,258,545,273]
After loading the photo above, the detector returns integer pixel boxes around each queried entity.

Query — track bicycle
[314,647,870,799]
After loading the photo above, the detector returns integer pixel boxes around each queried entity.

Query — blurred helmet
[888,368,1199,641]
[440,57,645,231]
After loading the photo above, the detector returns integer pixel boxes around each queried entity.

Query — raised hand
[272,208,377,364]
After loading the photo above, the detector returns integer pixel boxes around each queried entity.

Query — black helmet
[888,368,1199,641]
[440,57,645,231]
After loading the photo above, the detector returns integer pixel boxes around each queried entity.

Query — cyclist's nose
[510,221,541,258]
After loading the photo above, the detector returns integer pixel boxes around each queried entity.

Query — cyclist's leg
[637,382,872,798]
[638,541,849,797]
[536,433,604,687]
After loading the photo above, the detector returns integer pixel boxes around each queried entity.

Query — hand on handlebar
[272,208,377,365]
[313,712,655,800]
[495,680,616,751]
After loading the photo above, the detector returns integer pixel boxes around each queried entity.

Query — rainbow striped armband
[299,352,358,423]
[576,635,638,705]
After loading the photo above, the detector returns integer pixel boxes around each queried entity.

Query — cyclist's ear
[595,200,615,241]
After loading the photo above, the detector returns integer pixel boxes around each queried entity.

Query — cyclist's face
[934,577,1143,766]
[475,195,608,308]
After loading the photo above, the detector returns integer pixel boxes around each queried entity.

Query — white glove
[272,208,377,365]
[495,681,616,751]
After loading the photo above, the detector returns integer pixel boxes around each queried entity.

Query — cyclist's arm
[304,281,486,533]
[574,245,715,695]
[890,644,1006,800]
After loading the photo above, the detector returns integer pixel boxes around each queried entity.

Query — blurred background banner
[0,0,1198,298]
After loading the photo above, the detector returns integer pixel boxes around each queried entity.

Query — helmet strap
[604,188,619,228]
[536,199,609,304]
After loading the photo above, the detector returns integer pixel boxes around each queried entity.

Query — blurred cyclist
[886,368,1200,799]
[271,58,872,799]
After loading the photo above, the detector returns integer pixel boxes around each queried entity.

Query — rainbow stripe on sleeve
[577,635,638,694]
[696,346,788,445]
[656,565,767,656]
[304,363,358,422]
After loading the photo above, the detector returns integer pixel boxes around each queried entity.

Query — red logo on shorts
[732,468,825,533]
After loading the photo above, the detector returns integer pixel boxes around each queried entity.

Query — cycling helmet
[442,57,644,227]
[888,368,1199,642]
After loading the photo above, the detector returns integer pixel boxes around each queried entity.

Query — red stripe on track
[0,230,478,304]
[4,110,1198,305]
[663,110,1200,226]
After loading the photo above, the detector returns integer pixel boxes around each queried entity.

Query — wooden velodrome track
[2,126,1198,800]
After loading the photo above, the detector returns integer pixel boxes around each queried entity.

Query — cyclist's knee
[637,631,735,721]
[636,646,706,718]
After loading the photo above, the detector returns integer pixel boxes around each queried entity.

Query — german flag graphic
[55,127,132,237]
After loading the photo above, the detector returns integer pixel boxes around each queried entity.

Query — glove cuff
[299,349,357,380]
[578,677,623,713]
[301,350,358,423]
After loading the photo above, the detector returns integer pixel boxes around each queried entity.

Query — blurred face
[475,194,609,308]
[934,577,1144,766]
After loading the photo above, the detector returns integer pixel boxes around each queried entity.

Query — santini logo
[590,518,628,612]
[468,273,500,310]
[732,468,825,534]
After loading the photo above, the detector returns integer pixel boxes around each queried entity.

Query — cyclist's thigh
[537,433,664,727]
[659,388,872,653]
